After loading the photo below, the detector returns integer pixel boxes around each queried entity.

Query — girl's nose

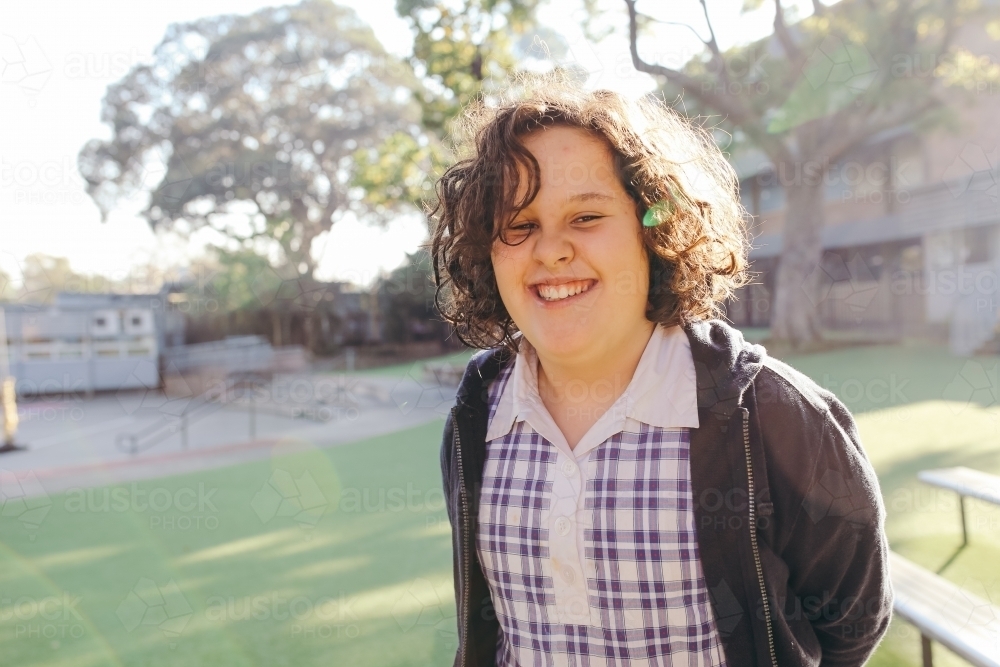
[531,224,573,267]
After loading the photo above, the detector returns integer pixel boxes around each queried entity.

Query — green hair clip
[642,199,675,228]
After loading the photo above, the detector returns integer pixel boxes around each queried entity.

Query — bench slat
[917,467,1000,506]
[890,551,1000,667]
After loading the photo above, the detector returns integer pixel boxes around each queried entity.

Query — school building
[725,22,1000,355]
[0,289,185,396]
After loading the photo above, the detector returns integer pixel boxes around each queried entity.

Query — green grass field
[2,340,1000,666]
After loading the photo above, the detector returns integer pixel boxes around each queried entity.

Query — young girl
[431,74,891,667]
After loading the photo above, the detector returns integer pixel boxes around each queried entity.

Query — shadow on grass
[779,343,1000,415]
[5,339,1000,667]
[0,419,458,667]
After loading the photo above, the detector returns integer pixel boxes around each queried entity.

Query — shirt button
[555,516,571,535]
[562,567,576,584]
[560,460,577,476]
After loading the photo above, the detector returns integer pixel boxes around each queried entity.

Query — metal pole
[0,308,20,452]
[181,414,188,449]
[1,377,19,451]
[959,494,968,547]
[249,381,256,440]
[920,633,933,667]
[0,308,10,380]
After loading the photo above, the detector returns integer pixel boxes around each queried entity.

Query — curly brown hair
[428,72,750,353]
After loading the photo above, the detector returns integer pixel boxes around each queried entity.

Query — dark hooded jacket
[440,319,892,667]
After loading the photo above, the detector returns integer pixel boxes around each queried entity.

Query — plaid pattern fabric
[477,359,727,666]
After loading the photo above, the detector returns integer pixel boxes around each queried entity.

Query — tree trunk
[271,311,283,347]
[305,313,316,353]
[769,177,826,346]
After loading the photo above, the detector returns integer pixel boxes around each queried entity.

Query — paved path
[0,371,458,497]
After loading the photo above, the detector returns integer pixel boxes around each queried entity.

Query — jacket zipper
[743,409,777,667]
[452,406,470,667]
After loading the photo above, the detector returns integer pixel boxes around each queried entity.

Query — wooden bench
[890,551,1000,667]
[918,467,1000,547]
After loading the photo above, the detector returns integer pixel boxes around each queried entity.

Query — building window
[965,226,992,264]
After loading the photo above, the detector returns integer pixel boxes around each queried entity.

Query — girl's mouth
[531,279,597,304]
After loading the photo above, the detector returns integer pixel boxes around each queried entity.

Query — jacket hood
[682,319,767,419]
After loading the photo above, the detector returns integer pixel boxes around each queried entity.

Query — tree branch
[822,98,939,164]
[624,0,794,167]
[772,0,802,61]
[698,0,735,92]
[646,17,710,46]
[698,0,721,60]
[823,1,958,161]
[625,0,746,123]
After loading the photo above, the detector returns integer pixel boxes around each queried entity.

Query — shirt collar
[485,323,700,443]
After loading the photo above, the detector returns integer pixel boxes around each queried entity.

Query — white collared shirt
[486,323,701,449]
[477,323,726,666]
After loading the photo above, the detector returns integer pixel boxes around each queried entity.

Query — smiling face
[491,125,652,364]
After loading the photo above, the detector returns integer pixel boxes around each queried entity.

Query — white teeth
[537,281,592,301]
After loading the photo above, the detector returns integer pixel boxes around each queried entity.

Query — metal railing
[115,371,354,455]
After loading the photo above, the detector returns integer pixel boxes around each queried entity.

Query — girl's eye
[506,221,536,236]
[501,216,601,242]
[500,221,535,244]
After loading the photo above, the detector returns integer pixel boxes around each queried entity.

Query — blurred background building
[727,21,1000,356]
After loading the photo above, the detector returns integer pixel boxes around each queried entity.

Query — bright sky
[0,0,811,288]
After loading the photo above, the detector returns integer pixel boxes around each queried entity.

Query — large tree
[351,0,544,210]
[624,0,998,346]
[352,0,548,349]
[79,0,421,279]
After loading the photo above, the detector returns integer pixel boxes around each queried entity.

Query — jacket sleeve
[756,364,893,666]
[801,409,892,665]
